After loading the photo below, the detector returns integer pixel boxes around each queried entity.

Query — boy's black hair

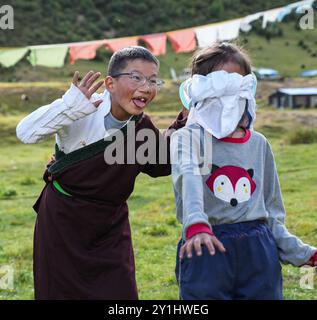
[107,46,159,76]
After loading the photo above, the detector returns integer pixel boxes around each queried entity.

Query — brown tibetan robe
[32,111,186,300]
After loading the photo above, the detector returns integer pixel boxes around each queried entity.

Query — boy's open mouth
[132,97,148,109]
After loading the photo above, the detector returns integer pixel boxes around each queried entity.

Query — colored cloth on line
[167,29,197,53]
[139,33,167,56]
[277,6,293,22]
[105,37,138,52]
[278,0,314,20]
[69,42,103,64]
[0,48,28,68]
[28,46,68,68]
[194,24,219,48]
[262,8,283,28]
[175,221,283,300]
[240,12,264,32]
[295,0,315,14]
[218,19,242,41]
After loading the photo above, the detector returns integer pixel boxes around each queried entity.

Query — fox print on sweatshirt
[171,123,316,266]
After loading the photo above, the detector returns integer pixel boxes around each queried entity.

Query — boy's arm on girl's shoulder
[263,140,317,266]
[165,106,188,134]
[16,71,103,144]
[139,108,188,177]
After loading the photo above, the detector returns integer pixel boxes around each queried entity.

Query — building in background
[269,88,317,108]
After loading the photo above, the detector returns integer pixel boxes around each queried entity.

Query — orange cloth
[69,41,103,64]
[167,29,196,53]
[139,33,167,56]
[105,37,138,52]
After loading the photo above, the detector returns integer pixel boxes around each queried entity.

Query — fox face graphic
[206,165,256,207]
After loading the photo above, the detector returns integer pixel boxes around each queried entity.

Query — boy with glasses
[16,46,187,299]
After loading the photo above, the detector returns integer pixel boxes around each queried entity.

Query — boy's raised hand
[72,71,104,108]
[179,233,226,260]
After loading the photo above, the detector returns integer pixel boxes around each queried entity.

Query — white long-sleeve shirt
[16,84,114,153]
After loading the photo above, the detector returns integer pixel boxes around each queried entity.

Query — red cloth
[186,223,214,240]
[167,29,197,53]
[139,33,167,56]
[105,37,138,52]
[309,251,317,265]
[69,41,103,64]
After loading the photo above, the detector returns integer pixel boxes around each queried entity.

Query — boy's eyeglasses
[111,71,164,90]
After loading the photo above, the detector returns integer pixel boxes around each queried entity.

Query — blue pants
[175,221,283,300]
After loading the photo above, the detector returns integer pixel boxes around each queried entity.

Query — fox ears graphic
[206,165,256,207]
[211,165,254,178]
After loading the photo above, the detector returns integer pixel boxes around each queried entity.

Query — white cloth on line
[262,8,284,28]
[218,19,242,41]
[194,24,219,48]
[195,18,242,47]
[240,12,264,32]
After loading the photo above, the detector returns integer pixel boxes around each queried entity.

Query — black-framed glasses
[111,71,164,90]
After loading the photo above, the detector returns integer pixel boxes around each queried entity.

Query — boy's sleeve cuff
[62,84,97,115]
[186,223,214,240]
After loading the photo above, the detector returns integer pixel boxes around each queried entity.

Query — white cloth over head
[179,70,256,139]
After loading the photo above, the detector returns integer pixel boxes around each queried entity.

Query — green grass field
[1,16,317,300]
[0,79,317,299]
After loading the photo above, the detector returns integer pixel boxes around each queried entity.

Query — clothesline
[0,0,314,68]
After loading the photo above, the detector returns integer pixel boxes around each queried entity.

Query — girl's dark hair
[107,46,159,76]
[191,42,252,76]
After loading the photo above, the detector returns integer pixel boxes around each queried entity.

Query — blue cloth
[175,220,283,300]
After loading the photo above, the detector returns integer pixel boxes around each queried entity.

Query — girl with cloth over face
[171,42,317,300]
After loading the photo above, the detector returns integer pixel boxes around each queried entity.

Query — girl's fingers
[89,80,104,95]
[186,241,193,258]
[86,72,101,89]
[212,236,226,253]
[80,70,94,87]
[204,239,215,255]
[193,237,202,256]
[179,244,186,260]
[72,71,79,86]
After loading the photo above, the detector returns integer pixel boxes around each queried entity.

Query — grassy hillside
[0,0,293,46]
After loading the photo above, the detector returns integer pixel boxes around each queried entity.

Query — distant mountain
[0,0,293,46]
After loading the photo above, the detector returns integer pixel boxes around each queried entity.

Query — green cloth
[28,46,68,68]
[0,48,29,68]
[52,180,72,197]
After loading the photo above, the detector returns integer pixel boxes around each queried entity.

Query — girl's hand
[179,232,226,260]
[72,71,104,108]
